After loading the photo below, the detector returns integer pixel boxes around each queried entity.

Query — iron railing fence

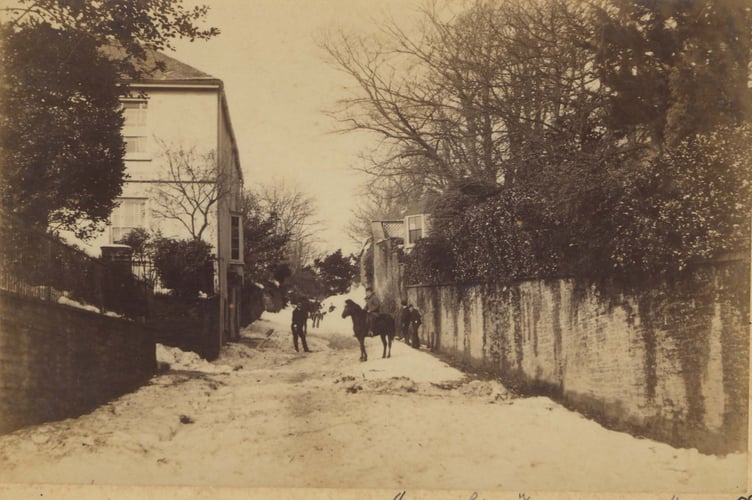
[131,258,161,290]
[0,211,150,319]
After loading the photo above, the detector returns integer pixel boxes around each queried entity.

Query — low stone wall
[0,291,155,434]
[147,294,220,360]
[407,262,749,454]
[147,295,220,361]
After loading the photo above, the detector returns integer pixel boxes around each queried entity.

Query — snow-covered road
[0,291,746,494]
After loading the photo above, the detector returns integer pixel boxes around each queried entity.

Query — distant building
[367,196,434,314]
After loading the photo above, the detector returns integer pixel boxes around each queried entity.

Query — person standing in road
[291,302,311,352]
[407,303,422,349]
[400,300,411,342]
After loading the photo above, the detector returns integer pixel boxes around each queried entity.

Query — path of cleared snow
[0,288,746,495]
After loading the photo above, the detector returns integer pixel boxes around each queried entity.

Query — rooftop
[101,46,220,85]
[135,50,218,83]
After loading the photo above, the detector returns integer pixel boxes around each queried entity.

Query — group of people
[290,287,423,352]
[365,287,422,349]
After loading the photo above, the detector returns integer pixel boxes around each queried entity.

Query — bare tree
[151,139,229,241]
[253,179,320,272]
[322,0,617,198]
[346,177,421,244]
[321,1,509,191]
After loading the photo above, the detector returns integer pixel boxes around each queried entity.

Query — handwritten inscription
[393,492,489,500]
[390,492,695,500]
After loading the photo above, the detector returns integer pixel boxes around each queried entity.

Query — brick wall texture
[0,291,156,434]
[407,262,749,454]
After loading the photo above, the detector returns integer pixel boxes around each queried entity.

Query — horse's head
[342,299,358,318]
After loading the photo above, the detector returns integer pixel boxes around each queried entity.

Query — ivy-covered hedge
[403,237,454,285]
[405,125,752,287]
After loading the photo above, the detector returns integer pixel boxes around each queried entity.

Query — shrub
[152,237,214,299]
[116,227,153,261]
[314,249,357,296]
[409,124,752,287]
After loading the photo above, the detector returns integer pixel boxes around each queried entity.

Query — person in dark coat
[400,300,423,349]
[400,300,411,342]
[406,303,422,348]
[291,303,311,352]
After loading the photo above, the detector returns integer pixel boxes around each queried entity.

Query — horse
[341,299,395,361]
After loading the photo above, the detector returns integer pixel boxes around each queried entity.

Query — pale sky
[170,0,421,256]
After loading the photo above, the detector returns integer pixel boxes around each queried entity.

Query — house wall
[125,88,219,181]
[78,87,221,254]
[406,261,749,454]
[216,93,244,344]
[372,238,405,315]
[123,87,219,248]
[0,291,155,434]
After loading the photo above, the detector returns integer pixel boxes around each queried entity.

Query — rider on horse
[365,287,380,337]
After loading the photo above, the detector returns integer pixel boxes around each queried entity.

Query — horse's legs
[381,334,387,358]
[387,335,392,358]
[359,336,367,362]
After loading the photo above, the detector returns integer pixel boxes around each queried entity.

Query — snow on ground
[156,344,233,374]
[0,287,746,495]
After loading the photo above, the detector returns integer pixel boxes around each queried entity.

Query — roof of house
[371,220,404,242]
[104,46,243,183]
[101,46,221,85]
[137,50,218,83]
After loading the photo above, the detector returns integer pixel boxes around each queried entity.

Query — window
[124,136,148,154]
[123,101,147,127]
[230,214,242,262]
[407,215,424,245]
[111,198,147,243]
[121,100,148,159]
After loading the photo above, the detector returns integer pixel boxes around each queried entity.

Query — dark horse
[341,299,395,361]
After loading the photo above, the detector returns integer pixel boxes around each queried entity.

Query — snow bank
[56,294,126,319]
[156,344,232,374]
[57,295,100,313]
[458,379,511,400]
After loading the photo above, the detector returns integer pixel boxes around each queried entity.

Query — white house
[73,50,245,347]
